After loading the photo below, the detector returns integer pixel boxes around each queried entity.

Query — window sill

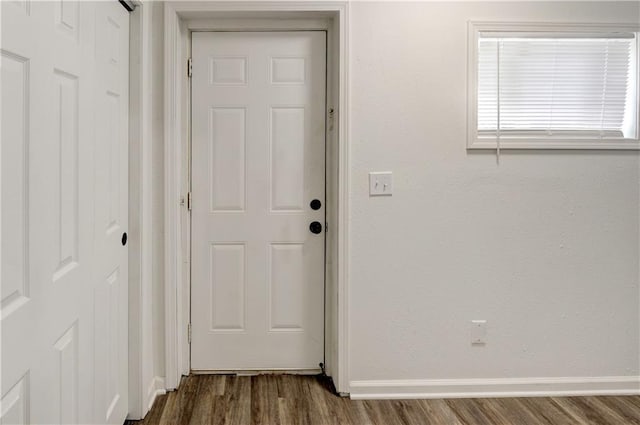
[467,137,640,150]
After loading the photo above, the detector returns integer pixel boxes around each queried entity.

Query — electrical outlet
[471,320,487,345]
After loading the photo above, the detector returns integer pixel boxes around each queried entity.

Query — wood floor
[127,374,640,425]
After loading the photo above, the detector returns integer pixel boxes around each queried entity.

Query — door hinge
[186,191,192,211]
[188,323,192,344]
[187,58,193,78]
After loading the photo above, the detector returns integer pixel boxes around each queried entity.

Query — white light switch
[369,172,393,196]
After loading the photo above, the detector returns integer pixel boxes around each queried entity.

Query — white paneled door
[191,32,327,371]
[1,1,129,424]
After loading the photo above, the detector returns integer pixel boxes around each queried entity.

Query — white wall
[146,0,640,398]
[348,1,640,396]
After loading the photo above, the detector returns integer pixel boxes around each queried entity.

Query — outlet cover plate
[471,320,487,345]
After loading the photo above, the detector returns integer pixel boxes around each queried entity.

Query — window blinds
[477,34,636,139]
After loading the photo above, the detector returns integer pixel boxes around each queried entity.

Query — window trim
[467,21,640,150]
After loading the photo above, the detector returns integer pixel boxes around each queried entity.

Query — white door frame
[163,1,350,394]
[128,4,166,420]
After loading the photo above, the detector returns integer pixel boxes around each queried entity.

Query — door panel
[269,243,305,331]
[191,32,326,371]
[1,2,129,423]
[209,107,246,212]
[1,50,29,322]
[209,243,246,331]
[270,107,306,211]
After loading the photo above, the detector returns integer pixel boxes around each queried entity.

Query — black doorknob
[310,199,322,210]
[122,232,128,246]
[309,221,322,234]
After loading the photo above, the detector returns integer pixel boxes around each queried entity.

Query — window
[468,22,640,149]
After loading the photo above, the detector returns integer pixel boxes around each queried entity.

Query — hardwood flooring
[127,374,640,425]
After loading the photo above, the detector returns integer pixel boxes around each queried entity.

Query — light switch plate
[369,172,393,196]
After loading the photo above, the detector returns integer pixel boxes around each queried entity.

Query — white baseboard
[349,376,640,400]
[145,376,167,412]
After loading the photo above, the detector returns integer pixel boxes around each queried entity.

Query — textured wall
[348,1,640,385]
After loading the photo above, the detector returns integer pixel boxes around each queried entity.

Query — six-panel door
[1,1,129,423]
[191,32,327,371]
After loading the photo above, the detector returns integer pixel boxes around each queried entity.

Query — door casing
[163,2,350,394]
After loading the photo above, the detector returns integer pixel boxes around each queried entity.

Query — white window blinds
[477,33,637,140]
